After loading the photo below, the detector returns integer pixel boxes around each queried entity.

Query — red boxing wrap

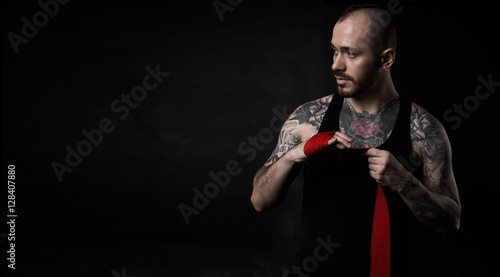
[303,131,337,157]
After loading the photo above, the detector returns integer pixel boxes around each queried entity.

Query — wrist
[396,172,415,193]
[286,143,308,164]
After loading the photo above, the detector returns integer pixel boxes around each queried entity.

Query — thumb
[327,136,338,145]
[361,147,377,156]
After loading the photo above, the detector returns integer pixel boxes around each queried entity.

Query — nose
[332,53,345,73]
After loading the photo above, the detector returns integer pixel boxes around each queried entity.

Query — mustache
[333,72,353,81]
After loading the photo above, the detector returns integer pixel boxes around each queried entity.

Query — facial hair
[335,62,381,98]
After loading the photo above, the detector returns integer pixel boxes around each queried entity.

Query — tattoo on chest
[339,97,400,149]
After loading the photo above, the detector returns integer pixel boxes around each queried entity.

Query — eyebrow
[330,43,359,52]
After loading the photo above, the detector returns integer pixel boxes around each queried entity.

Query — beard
[335,64,381,98]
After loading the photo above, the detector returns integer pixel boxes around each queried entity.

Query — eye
[347,51,356,57]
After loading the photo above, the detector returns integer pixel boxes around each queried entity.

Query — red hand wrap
[303,131,337,157]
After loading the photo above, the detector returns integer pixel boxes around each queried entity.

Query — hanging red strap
[370,183,391,277]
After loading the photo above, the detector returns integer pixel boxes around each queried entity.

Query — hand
[326,131,354,150]
[304,131,354,156]
[363,148,412,191]
[293,131,357,162]
[289,131,355,163]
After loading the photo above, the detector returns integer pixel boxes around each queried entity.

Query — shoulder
[410,102,447,140]
[410,102,451,157]
[286,94,334,141]
[298,94,333,110]
[289,94,333,127]
[264,94,334,166]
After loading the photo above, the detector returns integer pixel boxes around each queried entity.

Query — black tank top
[289,92,430,276]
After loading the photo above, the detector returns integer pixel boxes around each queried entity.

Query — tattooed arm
[399,103,461,237]
[250,95,332,212]
[364,103,460,237]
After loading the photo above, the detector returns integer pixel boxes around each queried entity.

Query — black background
[2,0,499,276]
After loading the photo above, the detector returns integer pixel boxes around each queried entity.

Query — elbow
[449,214,461,237]
[250,193,266,213]
[447,205,461,237]
[440,213,461,239]
[437,199,461,238]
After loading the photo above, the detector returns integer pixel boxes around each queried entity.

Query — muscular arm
[251,95,332,212]
[398,103,461,237]
[251,145,304,212]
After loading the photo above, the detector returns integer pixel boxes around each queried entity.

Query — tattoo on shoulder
[400,104,460,234]
[409,103,458,201]
[264,95,332,166]
[410,103,447,160]
[293,95,332,128]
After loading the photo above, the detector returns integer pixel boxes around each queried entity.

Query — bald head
[337,5,397,55]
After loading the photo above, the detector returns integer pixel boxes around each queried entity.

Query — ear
[380,48,396,70]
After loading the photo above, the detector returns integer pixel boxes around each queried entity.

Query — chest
[338,99,400,149]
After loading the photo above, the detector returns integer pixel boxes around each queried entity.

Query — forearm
[251,148,302,212]
[398,175,461,237]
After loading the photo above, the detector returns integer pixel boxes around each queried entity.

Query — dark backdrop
[2,0,499,276]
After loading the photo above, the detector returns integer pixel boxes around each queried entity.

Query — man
[251,5,461,277]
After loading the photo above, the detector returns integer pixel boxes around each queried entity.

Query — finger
[362,148,376,156]
[333,131,352,142]
[327,136,351,149]
[367,156,383,165]
[334,136,352,149]
[362,147,382,157]
[327,131,351,144]
[368,170,382,183]
[368,163,382,172]
[327,137,341,149]
[334,141,346,149]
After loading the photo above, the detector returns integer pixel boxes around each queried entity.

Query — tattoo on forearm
[410,105,458,202]
[400,104,461,235]
[264,95,332,166]
[265,126,300,166]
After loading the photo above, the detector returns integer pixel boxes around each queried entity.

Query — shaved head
[330,5,398,98]
[338,5,397,56]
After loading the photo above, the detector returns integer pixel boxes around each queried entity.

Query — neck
[348,71,399,114]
